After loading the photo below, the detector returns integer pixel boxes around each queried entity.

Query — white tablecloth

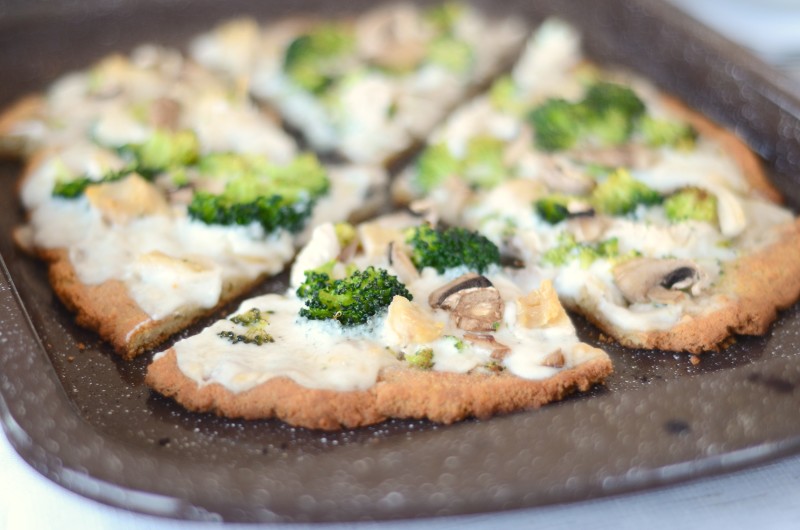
[3,1,800,528]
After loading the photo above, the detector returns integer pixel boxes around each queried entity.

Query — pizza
[145,217,612,430]
[393,19,800,353]
[189,2,527,164]
[4,44,387,359]
[3,5,799,429]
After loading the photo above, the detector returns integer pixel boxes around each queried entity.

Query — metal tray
[2,0,800,523]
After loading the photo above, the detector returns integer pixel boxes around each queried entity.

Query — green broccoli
[461,135,507,188]
[534,194,594,224]
[640,115,697,149]
[541,233,620,267]
[405,348,434,370]
[528,98,583,152]
[426,36,473,73]
[663,187,718,224]
[283,24,354,94]
[581,82,646,145]
[488,75,521,114]
[591,169,662,216]
[217,308,274,345]
[424,2,464,33]
[413,142,461,193]
[529,81,647,151]
[405,225,501,274]
[296,266,412,326]
[119,129,200,178]
[52,167,133,198]
[187,153,329,234]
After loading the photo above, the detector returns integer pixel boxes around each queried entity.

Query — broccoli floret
[405,225,501,274]
[640,116,697,149]
[461,135,507,188]
[426,36,473,73]
[405,348,434,370]
[188,153,329,233]
[488,75,523,115]
[52,167,133,198]
[591,169,662,216]
[296,266,412,326]
[334,222,357,247]
[413,142,461,193]
[529,82,647,151]
[529,98,583,152]
[541,233,620,267]
[283,24,354,94]
[664,187,718,224]
[217,308,274,345]
[413,135,507,192]
[424,2,464,33]
[535,194,585,224]
[444,335,465,352]
[120,129,200,178]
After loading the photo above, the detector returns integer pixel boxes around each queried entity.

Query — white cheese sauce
[166,223,607,394]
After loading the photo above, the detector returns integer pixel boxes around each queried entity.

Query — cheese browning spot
[516,280,568,328]
[387,295,444,344]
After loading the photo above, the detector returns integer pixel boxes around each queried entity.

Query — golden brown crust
[145,348,613,430]
[0,94,45,159]
[568,218,800,353]
[40,248,271,360]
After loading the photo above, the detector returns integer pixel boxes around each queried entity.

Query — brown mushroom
[613,258,706,305]
[429,273,505,332]
[148,97,182,130]
[568,144,657,169]
[541,350,565,368]
[464,332,511,360]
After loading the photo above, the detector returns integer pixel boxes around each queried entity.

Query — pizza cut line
[1,4,798,429]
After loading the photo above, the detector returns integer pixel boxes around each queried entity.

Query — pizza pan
[2,0,800,523]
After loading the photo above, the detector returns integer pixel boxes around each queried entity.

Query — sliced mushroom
[148,97,182,130]
[387,241,420,284]
[568,144,657,169]
[387,295,444,344]
[542,350,565,368]
[613,258,707,305]
[429,273,505,332]
[356,4,430,71]
[409,175,472,227]
[464,332,511,360]
[538,156,595,195]
[566,214,611,243]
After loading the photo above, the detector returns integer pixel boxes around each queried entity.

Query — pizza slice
[393,19,800,353]
[189,2,527,165]
[145,217,612,430]
[9,45,386,359]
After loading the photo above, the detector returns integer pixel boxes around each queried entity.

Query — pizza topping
[612,258,706,305]
[664,187,718,225]
[535,194,594,224]
[85,173,170,223]
[516,280,569,328]
[405,224,501,274]
[356,4,429,72]
[387,241,421,284]
[217,308,274,345]
[297,266,412,326]
[463,332,510,360]
[429,273,505,332]
[148,97,181,130]
[387,295,444,344]
[542,350,566,368]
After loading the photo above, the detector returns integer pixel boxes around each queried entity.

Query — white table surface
[4,1,800,528]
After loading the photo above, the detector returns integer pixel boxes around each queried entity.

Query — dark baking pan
[2,0,800,523]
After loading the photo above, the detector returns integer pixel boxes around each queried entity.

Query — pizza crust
[39,247,271,359]
[146,347,612,430]
[569,218,800,353]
